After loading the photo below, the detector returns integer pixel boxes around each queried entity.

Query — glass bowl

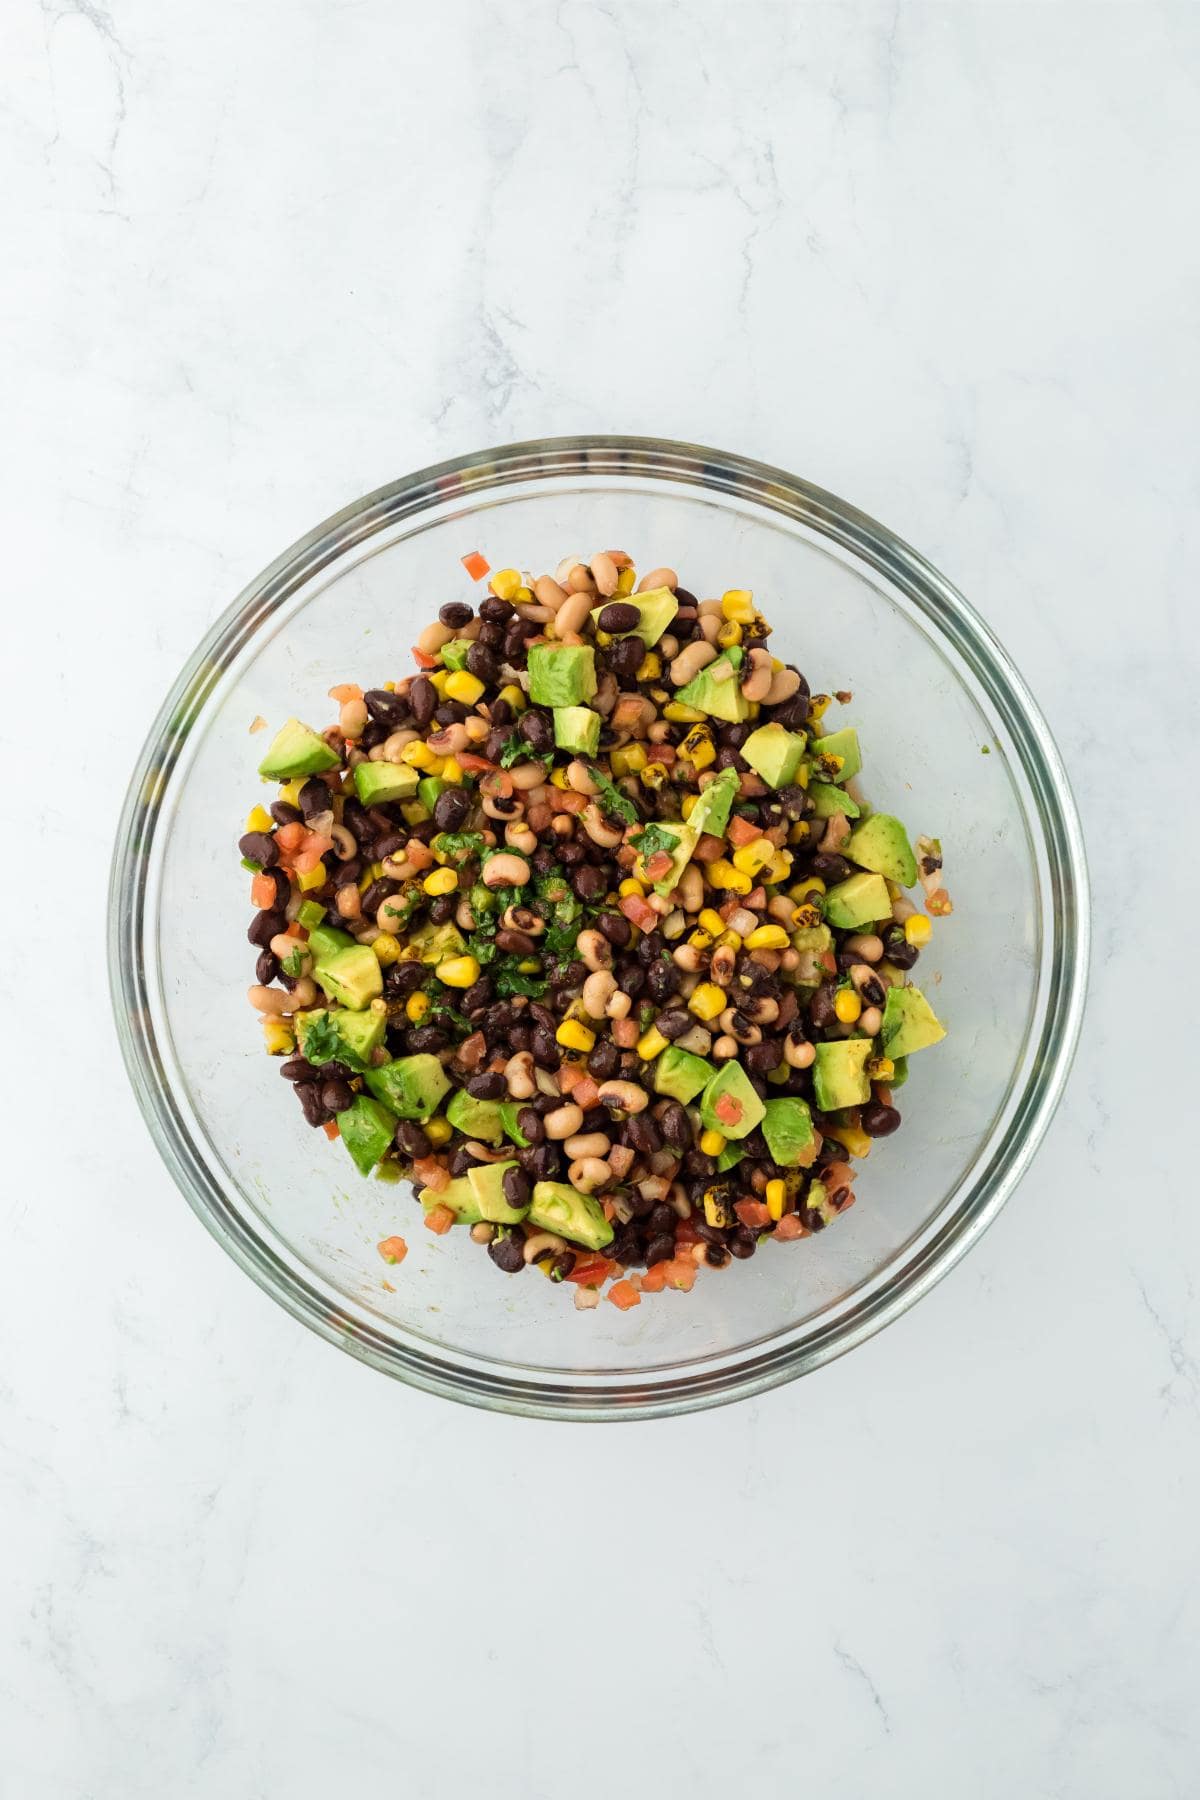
[108,437,1089,1420]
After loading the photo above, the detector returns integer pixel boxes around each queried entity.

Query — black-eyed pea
[860,1006,883,1036]
[711,1034,738,1060]
[669,639,717,687]
[582,969,617,1017]
[504,1051,536,1099]
[844,933,885,963]
[765,667,802,706]
[482,853,531,888]
[582,804,623,849]
[565,1132,611,1160]
[784,1037,815,1069]
[544,1103,584,1140]
[638,566,678,592]
[535,574,568,609]
[470,1222,495,1244]
[605,989,632,1021]
[339,697,368,738]
[416,620,454,656]
[576,928,612,973]
[591,552,619,597]
[248,985,289,1015]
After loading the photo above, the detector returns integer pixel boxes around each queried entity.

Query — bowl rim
[107,435,1090,1420]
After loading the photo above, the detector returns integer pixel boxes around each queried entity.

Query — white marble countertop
[4,3,1197,1794]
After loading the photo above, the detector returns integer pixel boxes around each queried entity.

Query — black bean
[743,1041,781,1076]
[598,601,640,634]
[255,949,280,985]
[647,1203,675,1236]
[586,1039,620,1081]
[407,1025,448,1053]
[645,1233,675,1266]
[531,1025,559,1069]
[476,620,505,649]
[516,1107,544,1144]
[548,1251,576,1282]
[432,788,472,833]
[488,1230,526,1273]
[623,1114,662,1156]
[645,960,679,1003]
[503,1166,531,1209]
[597,911,631,948]
[810,852,852,883]
[247,908,286,949]
[656,1011,690,1042]
[394,1120,432,1158]
[321,1077,353,1113]
[429,895,457,925]
[439,601,473,630]
[518,709,554,754]
[467,1071,506,1100]
[466,642,499,683]
[619,963,645,999]
[463,978,494,1015]
[408,676,437,728]
[507,1024,532,1053]
[280,1056,317,1083]
[360,877,399,915]
[490,698,514,729]
[705,1244,731,1268]
[771,693,810,730]
[479,594,514,623]
[297,1084,327,1127]
[525,1143,561,1179]
[729,1234,756,1258]
[657,1100,691,1151]
[433,702,467,727]
[609,635,644,683]
[861,1101,902,1137]
[808,982,839,1030]
[238,830,278,867]
[270,800,302,827]
[683,1150,717,1181]
[384,961,426,998]
[495,928,536,956]
[883,928,919,970]
[571,863,609,903]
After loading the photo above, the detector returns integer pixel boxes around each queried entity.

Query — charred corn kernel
[424,1116,452,1147]
[680,792,698,820]
[698,908,726,937]
[787,822,811,845]
[716,928,743,950]
[905,914,932,947]
[703,1186,736,1228]
[549,766,570,790]
[428,669,451,696]
[383,680,396,692]
[687,927,714,951]
[790,877,826,900]
[401,740,440,770]
[610,743,647,775]
[517,958,541,975]
[594,629,614,648]
[515,585,533,604]
[556,1018,596,1054]
[699,1128,726,1156]
[766,852,793,883]
[437,954,480,988]
[262,1017,295,1056]
[708,860,752,895]
[679,725,715,769]
[721,588,755,623]
[808,693,831,723]
[445,670,484,705]
[744,923,790,950]
[439,757,464,785]
[868,1055,895,1081]
[834,989,862,1024]
[640,762,669,789]
[637,1027,669,1061]
[732,838,774,875]
[490,567,522,601]
[423,867,458,896]
[791,904,822,930]
[620,877,646,899]
[616,566,637,594]
[372,933,400,967]
[689,982,726,1021]
[648,687,670,705]
[498,682,526,713]
[636,651,662,682]
[716,620,743,649]
[664,702,706,723]
[297,860,326,892]
[400,801,429,825]
[405,992,430,1023]
[766,1179,786,1221]
[827,1122,872,1158]
[245,803,273,832]
[280,779,305,808]
[796,763,810,789]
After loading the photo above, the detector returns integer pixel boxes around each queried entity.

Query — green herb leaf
[586,763,638,825]
[280,946,308,978]
[433,831,486,864]
[493,958,548,999]
[630,823,680,862]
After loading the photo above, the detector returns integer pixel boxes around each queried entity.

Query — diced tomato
[820,949,838,974]
[571,1075,600,1110]
[692,834,724,863]
[322,1120,339,1140]
[461,550,491,581]
[608,1279,641,1310]
[640,1263,668,1292]
[734,1199,771,1229]
[662,1258,697,1291]
[412,648,439,669]
[411,1157,449,1191]
[745,886,767,911]
[727,814,761,847]
[457,752,495,773]
[620,894,658,932]
[377,1236,408,1264]
[557,1062,583,1093]
[643,851,674,883]
[276,821,307,853]
[250,872,277,909]
[873,1084,893,1107]
[424,1204,455,1235]
[566,1255,617,1287]
[329,682,363,703]
[773,1214,807,1240]
[602,1198,616,1221]
[714,1092,744,1128]
[292,847,323,874]
[285,923,309,941]
[821,1161,856,1190]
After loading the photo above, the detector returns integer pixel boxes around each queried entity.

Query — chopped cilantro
[630,823,680,862]
[585,764,638,826]
[493,958,548,999]
[433,831,485,864]
[280,946,308,978]
[300,1012,343,1065]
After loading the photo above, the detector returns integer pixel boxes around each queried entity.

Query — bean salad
[240,550,950,1310]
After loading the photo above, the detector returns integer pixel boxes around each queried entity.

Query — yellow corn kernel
[731,839,773,876]
[721,588,756,623]
[648,687,670,706]
[490,567,522,601]
[637,1027,669,1061]
[620,877,646,898]
[428,669,451,696]
[556,1018,596,1054]
[678,725,715,770]
[869,1055,896,1081]
[515,585,533,604]
[663,702,707,724]
[640,762,669,789]
[594,629,614,648]
[279,778,305,808]
[790,904,822,931]
[297,860,326,892]
[716,929,743,950]
[616,566,637,595]
[808,694,831,724]
[766,1061,791,1085]
[401,740,440,770]
[790,877,826,900]
[766,1179,786,1221]
[444,670,484,705]
[245,804,273,833]
[796,763,810,789]
[746,701,761,719]
[688,982,726,1021]
[610,743,648,776]
[699,1128,726,1156]
[636,652,662,682]
[716,620,743,649]
[834,989,862,1025]
[401,801,429,825]
[405,992,430,1023]
[498,682,526,713]
[680,792,698,820]
[422,1115,450,1147]
[549,766,570,789]
[372,932,401,966]
[262,1017,295,1056]
[826,1122,872,1158]
[687,927,714,951]
[905,914,932,947]
[383,680,396,692]
[517,958,541,975]
[766,851,793,883]
[698,908,726,937]
[744,923,790,951]
[437,954,481,988]
[708,860,752,895]
[787,822,810,846]
[423,867,458,896]
[440,757,464,786]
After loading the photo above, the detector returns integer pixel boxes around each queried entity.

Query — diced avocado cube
[445,1088,505,1143]
[258,718,341,780]
[418,1175,483,1224]
[317,944,383,1010]
[468,1160,529,1225]
[635,822,695,897]
[499,1101,531,1147]
[527,644,597,707]
[653,1046,716,1104]
[296,1007,386,1072]
[417,776,446,812]
[675,651,750,723]
[405,920,467,964]
[880,984,946,1058]
[823,872,891,930]
[688,765,739,840]
[844,814,918,886]
[812,1039,874,1111]
[366,1053,451,1120]
[337,1094,396,1177]
[716,1143,746,1173]
[762,1097,816,1167]
[740,723,807,789]
[809,727,861,785]
[307,923,355,964]
[888,1055,909,1089]
[528,1181,614,1252]
[553,706,601,757]
[440,639,474,671]
[698,1063,766,1140]
[808,781,861,820]
[353,762,419,807]
[588,586,679,646]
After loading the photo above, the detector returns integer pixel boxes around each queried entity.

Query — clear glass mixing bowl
[108,438,1089,1419]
